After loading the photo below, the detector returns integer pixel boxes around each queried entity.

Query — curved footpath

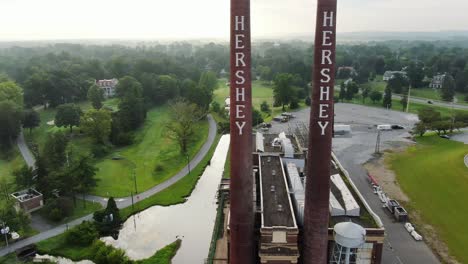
[1,115,217,257]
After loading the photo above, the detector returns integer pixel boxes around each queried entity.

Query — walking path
[0,115,217,257]
[17,130,36,169]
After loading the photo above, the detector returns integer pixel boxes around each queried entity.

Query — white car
[411,230,423,241]
[404,223,415,233]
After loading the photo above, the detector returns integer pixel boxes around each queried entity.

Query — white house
[96,78,118,98]
[429,74,446,89]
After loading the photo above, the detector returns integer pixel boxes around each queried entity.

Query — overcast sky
[0,0,467,40]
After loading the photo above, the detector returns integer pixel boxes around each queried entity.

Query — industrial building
[215,132,385,264]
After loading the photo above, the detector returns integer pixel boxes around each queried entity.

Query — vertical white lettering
[235,52,246,67]
[236,105,246,118]
[236,121,246,135]
[235,71,245,85]
[319,104,329,118]
[318,121,330,136]
[321,50,332,65]
[322,31,333,46]
[236,87,245,101]
[323,11,334,27]
[235,34,245,49]
[320,69,331,83]
[235,16,245,31]
[320,86,330,101]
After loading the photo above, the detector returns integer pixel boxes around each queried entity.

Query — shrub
[260,101,270,113]
[65,221,98,246]
[92,144,111,158]
[289,99,299,109]
[42,197,74,222]
[154,163,164,173]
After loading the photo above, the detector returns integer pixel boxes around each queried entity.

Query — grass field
[388,136,468,263]
[120,133,220,220]
[0,149,25,184]
[92,106,209,197]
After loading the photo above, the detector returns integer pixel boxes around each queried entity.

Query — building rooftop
[259,155,296,228]
[11,188,42,202]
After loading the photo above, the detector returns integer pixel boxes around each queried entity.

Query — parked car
[440,135,450,139]
[377,124,392,131]
[427,100,433,104]
[391,125,405,130]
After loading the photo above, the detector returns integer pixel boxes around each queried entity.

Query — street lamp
[186,154,191,175]
[1,222,9,247]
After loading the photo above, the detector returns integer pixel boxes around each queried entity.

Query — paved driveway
[271,103,440,264]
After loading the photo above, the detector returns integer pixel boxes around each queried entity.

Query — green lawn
[36,199,102,225]
[120,133,221,220]
[214,79,307,122]
[92,106,209,197]
[0,149,24,184]
[388,136,468,263]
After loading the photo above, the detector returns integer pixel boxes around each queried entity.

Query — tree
[345,82,359,101]
[440,75,455,102]
[400,94,408,111]
[166,99,204,154]
[383,87,392,108]
[369,90,382,104]
[211,101,221,113]
[65,221,98,246]
[22,109,40,134]
[0,80,23,107]
[387,73,408,94]
[116,76,146,131]
[94,197,121,237]
[362,86,370,103]
[258,66,273,81]
[198,71,218,91]
[418,108,441,125]
[260,101,271,113]
[414,122,427,137]
[252,108,264,126]
[87,84,104,110]
[339,82,346,102]
[42,131,69,170]
[55,103,82,133]
[80,109,112,144]
[273,73,295,110]
[0,100,22,148]
[67,155,98,206]
[406,62,425,88]
[305,97,311,106]
[13,165,34,189]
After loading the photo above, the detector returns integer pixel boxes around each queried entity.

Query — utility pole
[406,85,411,113]
[186,154,191,175]
[131,192,136,231]
[375,130,381,154]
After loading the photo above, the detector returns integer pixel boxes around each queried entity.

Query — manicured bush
[65,221,98,246]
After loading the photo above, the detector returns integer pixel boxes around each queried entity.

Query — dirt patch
[364,144,410,203]
[364,143,461,264]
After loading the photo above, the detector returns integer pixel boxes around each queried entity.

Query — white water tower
[330,222,366,264]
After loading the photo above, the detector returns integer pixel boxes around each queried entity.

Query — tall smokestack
[229,0,254,263]
[303,0,338,263]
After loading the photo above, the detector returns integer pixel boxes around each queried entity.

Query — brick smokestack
[303,0,338,263]
[229,0,254,263]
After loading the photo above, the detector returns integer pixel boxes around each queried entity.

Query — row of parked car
[368,173,423,241]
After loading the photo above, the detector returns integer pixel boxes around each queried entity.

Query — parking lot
[269,103,440,264]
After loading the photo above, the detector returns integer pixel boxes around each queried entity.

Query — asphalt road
[17,130,36,169]
[0,115,217,257]
[270,103,440,264]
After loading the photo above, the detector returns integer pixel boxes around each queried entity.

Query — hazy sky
[0,0,467,40]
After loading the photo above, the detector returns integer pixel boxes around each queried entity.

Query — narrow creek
[101,135,230,263]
